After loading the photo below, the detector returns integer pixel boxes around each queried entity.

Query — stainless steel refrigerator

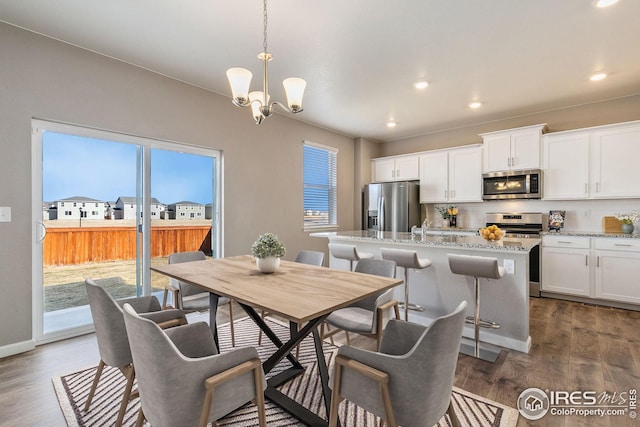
[363,181,420,232]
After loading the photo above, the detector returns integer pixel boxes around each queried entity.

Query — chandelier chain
[263,0,268,53]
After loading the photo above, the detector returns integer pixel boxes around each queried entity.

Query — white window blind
[303,141,338,229]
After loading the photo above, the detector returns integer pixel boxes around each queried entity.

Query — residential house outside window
[303,141,338,230]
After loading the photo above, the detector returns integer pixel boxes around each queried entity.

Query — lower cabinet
[594,238,640,304]
[542,235,640,305]
[541,237,591,297]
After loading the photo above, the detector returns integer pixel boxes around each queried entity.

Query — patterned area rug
[53,316,519,426]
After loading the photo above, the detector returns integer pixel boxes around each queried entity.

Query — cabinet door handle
[586,255,589,266]
[596,255,600,267]
[450,190,455,198]
[444,190,448,199]
[557,241,573,244]
[511,156,515,167]
[585,183,588,194]
[396,169,400,178]
[614,243,633,247]
[596,182,599,193]
[507,157,511,167]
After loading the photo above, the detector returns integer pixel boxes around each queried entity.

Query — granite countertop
[311,230,540,252]
[541,230,640,239]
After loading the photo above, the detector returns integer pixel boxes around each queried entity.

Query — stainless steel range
[486,212,543,297]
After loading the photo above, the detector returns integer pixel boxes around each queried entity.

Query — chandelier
[226,0,307,124]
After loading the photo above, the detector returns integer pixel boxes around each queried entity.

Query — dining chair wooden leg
[253,364,267,427]
[134,408,145,427]
[328,358,345,427]
[83,359,105,411]
[258,309,266,346]
[228,301,235,347]
[115,364,136,427]
[447,400,461,427]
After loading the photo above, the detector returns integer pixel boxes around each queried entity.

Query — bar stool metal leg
[397,266,425,321]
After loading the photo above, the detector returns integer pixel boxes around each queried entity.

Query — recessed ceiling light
[595,0,619,8]
[414,81,429,90]
[387,121,397,128]
[590,73,607,81]
[469,101,482,109]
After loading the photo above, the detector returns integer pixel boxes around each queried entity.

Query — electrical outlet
[503,259,515,275]
[0,207,11,223]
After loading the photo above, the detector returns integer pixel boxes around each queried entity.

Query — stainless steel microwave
[482,169,542,200]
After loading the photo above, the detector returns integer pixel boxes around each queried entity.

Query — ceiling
[2,0,640,142]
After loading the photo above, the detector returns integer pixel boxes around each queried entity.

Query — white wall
[0,22,354,352]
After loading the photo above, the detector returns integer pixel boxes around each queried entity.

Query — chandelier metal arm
[225,0,306,123]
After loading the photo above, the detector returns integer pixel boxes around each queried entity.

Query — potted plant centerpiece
[251,232,286,273]
[615,210,639,234]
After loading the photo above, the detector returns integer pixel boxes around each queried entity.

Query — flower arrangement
[251,233,286,258]
[436,205,458,219]
[615,210,639,224]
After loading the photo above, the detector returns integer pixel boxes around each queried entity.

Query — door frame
[31,119,222,344]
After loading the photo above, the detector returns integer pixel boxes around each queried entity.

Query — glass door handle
[36,220,47,243]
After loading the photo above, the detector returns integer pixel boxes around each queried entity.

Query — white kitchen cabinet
[589,123,640,198]
[371,154,419,182]
[481,124,547,173]
[419,145,482,203]
[543,120,640,200]
[541,236,591,297]
[542,131,591,199]
[594,238,640,304]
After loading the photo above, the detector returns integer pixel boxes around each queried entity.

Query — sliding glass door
[32,120,220,343]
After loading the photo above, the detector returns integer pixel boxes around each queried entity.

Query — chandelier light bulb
[225,0,306,123]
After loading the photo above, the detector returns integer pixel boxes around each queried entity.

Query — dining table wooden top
[151,254,403,324]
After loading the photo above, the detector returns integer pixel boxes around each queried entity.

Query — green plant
[251,232,286,258]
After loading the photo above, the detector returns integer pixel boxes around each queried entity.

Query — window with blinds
[303,141,338,229]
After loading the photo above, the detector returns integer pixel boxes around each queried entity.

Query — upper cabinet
[371,154,419,182]
[543,120,640,200]
[481,124,548,173]
[419,145,483,203]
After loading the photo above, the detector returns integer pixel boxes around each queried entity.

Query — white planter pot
[256,256,280,273]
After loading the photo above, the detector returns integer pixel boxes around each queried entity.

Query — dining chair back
[329,301,468,427]
[122,304,267,427]
[84,279,187,427]
[323,258,400,350]
[163,251,236,346]
[294,250,325,266]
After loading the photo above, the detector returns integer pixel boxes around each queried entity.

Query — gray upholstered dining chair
[258,250,325,355]
[122,303,267,427]
[322,258,400,350]
[84,279,188,427]
[294,250,325,266]
[162,250,236,346]
[329,301,468,427]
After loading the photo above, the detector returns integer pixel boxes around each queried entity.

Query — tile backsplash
[423,199,640,233]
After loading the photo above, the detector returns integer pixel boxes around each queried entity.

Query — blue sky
[43,132,214,204]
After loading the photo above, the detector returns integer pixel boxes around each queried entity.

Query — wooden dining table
[151,254,402,427]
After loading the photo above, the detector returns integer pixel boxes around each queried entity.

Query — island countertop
[312,229,536,354]
[311,230,540,253]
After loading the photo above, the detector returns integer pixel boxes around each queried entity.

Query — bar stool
[328,243,373,271]
[448,253,505,360]
[381,248,432,321]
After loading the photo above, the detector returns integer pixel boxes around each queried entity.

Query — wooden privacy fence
[43,225,212,266]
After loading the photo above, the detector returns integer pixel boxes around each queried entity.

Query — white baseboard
[0,339,36,358]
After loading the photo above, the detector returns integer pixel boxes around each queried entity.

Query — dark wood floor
[1,297,638,427]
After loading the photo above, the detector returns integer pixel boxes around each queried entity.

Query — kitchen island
[312,230,540,354]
